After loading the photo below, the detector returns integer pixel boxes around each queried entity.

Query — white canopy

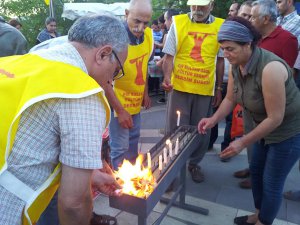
[62,2,129,20]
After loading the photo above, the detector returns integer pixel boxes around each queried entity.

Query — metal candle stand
[109,125,209,225]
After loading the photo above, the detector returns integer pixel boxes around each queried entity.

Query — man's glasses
[112,50,125,80]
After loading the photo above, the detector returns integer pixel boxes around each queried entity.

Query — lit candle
[166,139,172,158]
[159,155,163,171]
[163,147,168,164]
[147,152,151,169]
[175,138,179,155]
[176,110,181,127]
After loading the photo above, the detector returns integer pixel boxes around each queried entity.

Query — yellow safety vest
[113,27,153,115]
[0,54,110,225]
[172,15,224,96]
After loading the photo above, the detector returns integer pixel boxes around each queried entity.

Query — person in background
[162,0,224,183]
[251,0,297,69]
[238,0,253,20]
[155,9,180,104]
[36,17,60,44]
[199,17,300,225]
[158,13,166,36]
[8,18,22,30]
[0,14,128,225]
[0,17,27,56]
[148,19,163,94]
[152,19,163,56]
[231,0,255,189]
[108,0,153,170]
[276,0,300,45]
[228,1,241,17]
[208,1,240,159]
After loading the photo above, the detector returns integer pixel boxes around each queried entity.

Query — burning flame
[114,155,156,199]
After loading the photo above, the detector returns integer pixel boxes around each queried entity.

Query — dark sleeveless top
[232,47,300,144]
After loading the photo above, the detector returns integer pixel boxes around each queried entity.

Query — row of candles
[147,137,180,172]
[146,110,181,172]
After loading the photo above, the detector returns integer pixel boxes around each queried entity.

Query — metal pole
[49,0,55,18]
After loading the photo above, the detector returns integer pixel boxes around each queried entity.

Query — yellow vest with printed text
[172,14,224,96]
[0,54,110,225]
[113,27,153,115]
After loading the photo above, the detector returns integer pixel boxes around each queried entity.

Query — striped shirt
[277,10,300,46]
[0,43,106,225]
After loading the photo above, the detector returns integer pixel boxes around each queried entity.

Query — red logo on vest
[0,68,15,78]
[129,53,148,85]
[188,32,215,63]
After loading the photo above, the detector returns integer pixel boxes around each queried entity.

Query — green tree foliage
[0,0,74,48]
[0,0,243,48]
[151,0,245,21]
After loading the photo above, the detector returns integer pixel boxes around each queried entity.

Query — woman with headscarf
[198,17,300,225]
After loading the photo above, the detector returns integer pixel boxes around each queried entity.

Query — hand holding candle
[176,110,181,127]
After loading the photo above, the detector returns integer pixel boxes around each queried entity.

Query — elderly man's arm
[162,54,174,91]
[103,81,133,129]
[161,24,176,92]
[58,165,93,225]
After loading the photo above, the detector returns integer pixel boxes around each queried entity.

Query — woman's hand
[198,117,216,134]
[219,139,245,159]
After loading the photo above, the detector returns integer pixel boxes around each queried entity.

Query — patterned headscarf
[218,20,253,43]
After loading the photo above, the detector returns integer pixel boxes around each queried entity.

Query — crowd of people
[0,0,300,225]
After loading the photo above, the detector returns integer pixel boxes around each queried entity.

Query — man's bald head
[128,0,152,11]
[125,0,152,38]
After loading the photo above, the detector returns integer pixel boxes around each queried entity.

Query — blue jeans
[36,191,60,225]
[109,112,141,170]
[250,133,300,225]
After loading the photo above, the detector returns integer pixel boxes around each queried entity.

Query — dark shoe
[188,165,204,183]
[90,213,117,225]
[156,98,166,103]
[234,215,255,225]
[283,190,300,202]
[239,179,252,189]
[234,168,250,178]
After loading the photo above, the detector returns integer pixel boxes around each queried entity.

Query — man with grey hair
[0,14,128,225]
[162,0,224,183]
[251,0,298,68]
